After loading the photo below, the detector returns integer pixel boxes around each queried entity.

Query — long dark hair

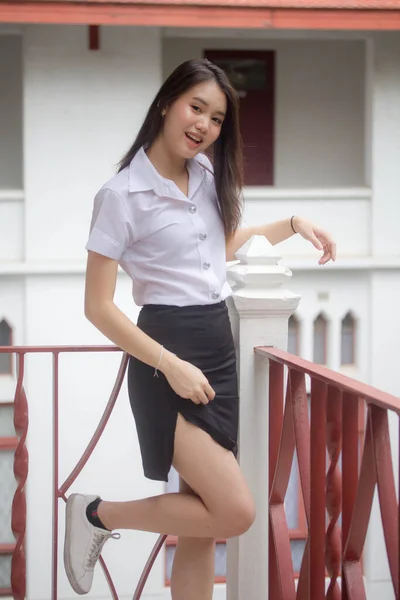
[118,58,243,239]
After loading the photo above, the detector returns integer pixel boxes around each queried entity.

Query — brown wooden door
[205,50,275,186]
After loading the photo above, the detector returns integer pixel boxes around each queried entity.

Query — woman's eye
[213,117,223,125]
[192,105,201,112]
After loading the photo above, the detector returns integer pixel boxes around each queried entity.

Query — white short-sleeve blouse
[86,147,233,307]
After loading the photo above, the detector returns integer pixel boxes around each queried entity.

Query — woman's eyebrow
[192,96,226,118]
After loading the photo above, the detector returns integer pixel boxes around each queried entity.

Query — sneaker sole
[64,494,89,595]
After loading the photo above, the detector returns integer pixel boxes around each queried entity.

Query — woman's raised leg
[64,415,255,595]
[170,477,215,600]
[98,414,255,538]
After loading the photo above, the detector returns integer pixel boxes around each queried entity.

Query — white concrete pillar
[226,235,300,600]
[365,32,400,600]
[328,316,341,373]
[299,314,313,363]
[370,32,400,258]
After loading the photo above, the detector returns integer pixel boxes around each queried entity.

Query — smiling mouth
[185,132,202,145]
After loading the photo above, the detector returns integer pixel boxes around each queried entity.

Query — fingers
[310,234,323,251]
[195,389,209,405]
[318,242,337,265]
[205,382,216,401]
[192,382,216,405]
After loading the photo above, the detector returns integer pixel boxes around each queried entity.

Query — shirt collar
[128,146,207,200]
[128,147,165,196]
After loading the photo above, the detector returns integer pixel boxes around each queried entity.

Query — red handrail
[257,346,399,600]
[256,346,400,411]
[3,343,399,599]
[0,345,166,600]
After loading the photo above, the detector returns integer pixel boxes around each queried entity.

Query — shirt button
[199,232,207,241]
[189,205,197,214]
[212,291,220,300]
[203,262,211,270]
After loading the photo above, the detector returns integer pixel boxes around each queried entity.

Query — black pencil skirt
[127,300,239,482]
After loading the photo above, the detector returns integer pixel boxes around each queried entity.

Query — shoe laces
[86,530,121,569]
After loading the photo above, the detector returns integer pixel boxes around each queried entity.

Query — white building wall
[0,190,24,262]
[163,36,366,188]
[370,33,400,259]
[23,24,161,262]
[242,189,371,260]
[362,32,400,600]
[288,269,370,379]
[1,24,399,600]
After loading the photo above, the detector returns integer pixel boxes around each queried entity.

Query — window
[341,312,356,365]
[288,314,300,355]
[313,314,328,365]
[204,50,275,186]
[0,320,12,376]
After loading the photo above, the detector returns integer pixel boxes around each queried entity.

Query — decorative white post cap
[227,235,301,315]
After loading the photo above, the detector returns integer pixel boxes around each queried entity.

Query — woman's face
[161,80,228,159]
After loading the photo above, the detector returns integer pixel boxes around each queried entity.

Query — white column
[363,32,400,600]
[370,32,400,258]
[299,314,313,363]
[226,235,300,600]
[328,316,341,372]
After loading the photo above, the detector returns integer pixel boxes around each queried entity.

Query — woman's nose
[195,117,209,133]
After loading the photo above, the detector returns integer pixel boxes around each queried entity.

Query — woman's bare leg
[64,415,254,596]
[98,414,255,539]
[170,478,215,600]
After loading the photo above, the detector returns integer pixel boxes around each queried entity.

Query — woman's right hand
[161,353,216,405]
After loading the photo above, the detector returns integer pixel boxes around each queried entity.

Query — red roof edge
[1,2,400,29]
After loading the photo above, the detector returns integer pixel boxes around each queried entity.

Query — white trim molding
[243,187,372,201]
[0,189,24,202]
[2,255,400,276]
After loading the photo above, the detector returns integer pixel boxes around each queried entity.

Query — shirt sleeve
[85,187,134,260]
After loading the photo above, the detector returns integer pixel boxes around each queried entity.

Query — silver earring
[161,109,166,117]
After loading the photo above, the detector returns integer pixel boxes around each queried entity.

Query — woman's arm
[85,251,215,404]
[226,218,294,261]
[226,216,336,265]
[85,251,167,370]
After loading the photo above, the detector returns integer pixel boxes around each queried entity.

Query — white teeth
[186,133,201,143]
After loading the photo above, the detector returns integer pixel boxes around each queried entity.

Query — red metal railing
[258,346,400,600]
[0,345,168,600]
[3,344,400,598]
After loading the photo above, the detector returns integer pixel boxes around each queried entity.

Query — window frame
[341,312,356,366]
[203,49,275,187]
[313,313,328,366]
[0,320,13,378]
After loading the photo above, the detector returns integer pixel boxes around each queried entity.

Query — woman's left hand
[292,216,336,265]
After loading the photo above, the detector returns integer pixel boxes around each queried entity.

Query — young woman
[64,58,336,598]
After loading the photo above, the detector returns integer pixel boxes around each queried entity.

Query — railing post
[226,235,300,600]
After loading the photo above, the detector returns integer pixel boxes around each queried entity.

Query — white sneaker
[64,494,120,595]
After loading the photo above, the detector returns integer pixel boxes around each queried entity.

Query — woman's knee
[219,495,256,538]
[172,416,256,537]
